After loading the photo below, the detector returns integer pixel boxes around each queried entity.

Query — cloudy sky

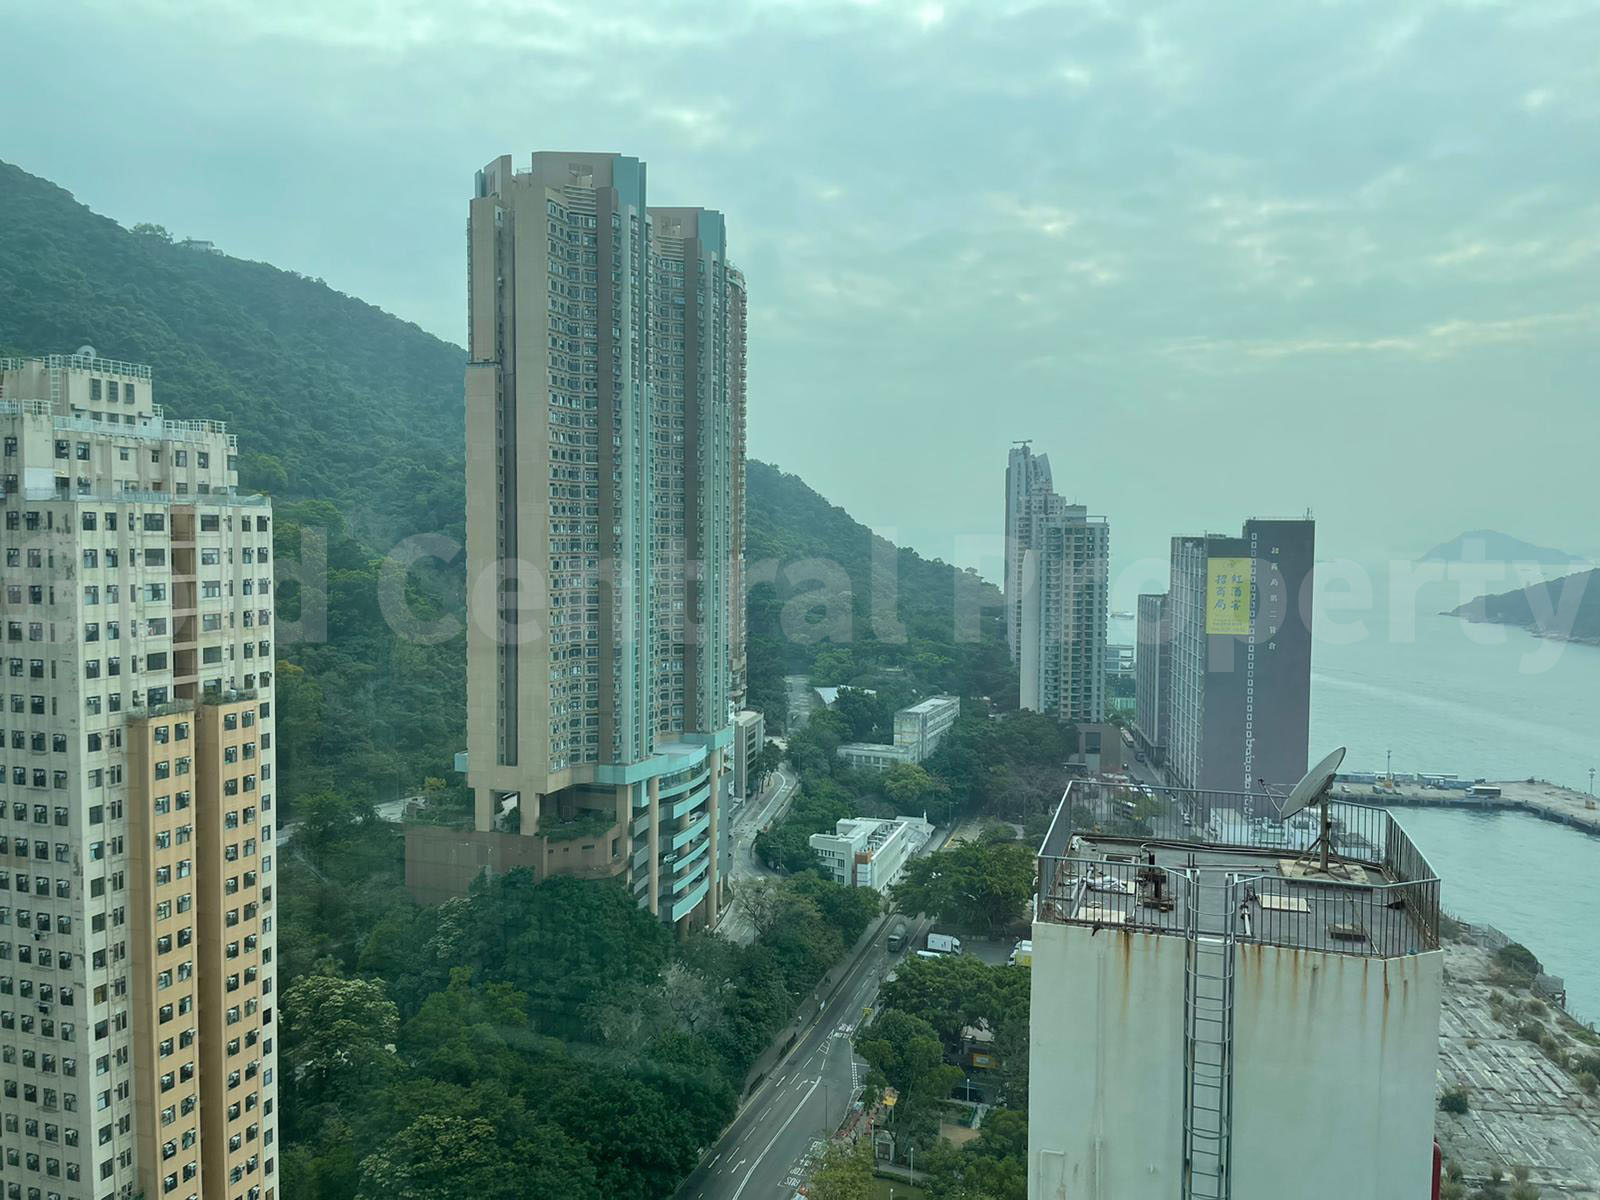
[7,0,1598,599]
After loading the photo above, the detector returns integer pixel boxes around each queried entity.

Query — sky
[6,0,1599,604]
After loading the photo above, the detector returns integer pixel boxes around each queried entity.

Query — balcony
[670,812,709,851]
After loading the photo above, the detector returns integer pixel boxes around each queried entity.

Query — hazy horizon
[7,0,1597,582]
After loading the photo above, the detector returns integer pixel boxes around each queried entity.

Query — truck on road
[926,932,962,955]
[886,920,908,952]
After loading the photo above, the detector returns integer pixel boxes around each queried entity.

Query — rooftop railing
[51,412,236,447]
[45,353,152,379]
[1036,779,1440,957]
[21,487,266,507]
[0,399,52,417]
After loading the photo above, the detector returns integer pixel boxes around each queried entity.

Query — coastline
[1444,609,1600,648]
[1434,924,1600,1192]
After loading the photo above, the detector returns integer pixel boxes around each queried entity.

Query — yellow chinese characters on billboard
[1205,557,1252,635]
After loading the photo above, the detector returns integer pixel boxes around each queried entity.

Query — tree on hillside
[398,969,533,1088]
[883,762,937,808]
[876,953,999,1055]
[356,1113,597,1200]
[833,686,888,742]
[855,1009,962,1104]
[748,740,784,794]
[891,841,1035,933]
[806,1140,875,1200]
[733,877,792,941]
[282,974,399,1106]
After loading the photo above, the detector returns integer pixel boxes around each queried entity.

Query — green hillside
[0,159,470,804]
[0,160,466,543]
[745,460,1012,722]
[1451,568,1600,646]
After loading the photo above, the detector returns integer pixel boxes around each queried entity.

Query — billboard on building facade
[1205,556,1253,635]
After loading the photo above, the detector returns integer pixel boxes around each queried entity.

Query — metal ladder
[1182,871,1238,1200]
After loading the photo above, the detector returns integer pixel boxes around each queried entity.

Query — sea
[1112,561,1600,1020]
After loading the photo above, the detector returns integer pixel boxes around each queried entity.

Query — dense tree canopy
[278,797,883,1200]
[856,953,1032,1195]
[891,841,1036,935]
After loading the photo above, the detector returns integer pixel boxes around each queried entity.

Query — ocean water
[1113,563,1600,1018]
[1384,806,1600,1022]
[1308,570,1600,1021]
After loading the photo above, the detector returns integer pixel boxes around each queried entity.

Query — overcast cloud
[6,0,1598,599]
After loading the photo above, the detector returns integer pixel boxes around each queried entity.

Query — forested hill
[0,158,471,804]
[1450,569,1600,646]
[0,159,466,547]
[745,461,1012,719]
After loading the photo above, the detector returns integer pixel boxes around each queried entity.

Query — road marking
[730,1076,822,1200]
[707,1153,720,1168]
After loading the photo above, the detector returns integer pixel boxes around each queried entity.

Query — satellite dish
[1276,747,1347,875]
[1277,746,1346,821]
[75,345,96,359]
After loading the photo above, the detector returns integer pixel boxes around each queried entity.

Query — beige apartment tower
[0,352,278,1200]
[406,151,744,929]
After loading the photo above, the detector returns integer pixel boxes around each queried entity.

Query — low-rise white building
[836,695,960,772]
[732,708,765,799]
[837,741,914,772]
[893,695,961,761]
[809,815,932,893]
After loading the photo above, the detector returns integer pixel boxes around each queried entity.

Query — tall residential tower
[1,352,278,1200]
[1018,502,1110,722]
[1003,443,1054,665]
[407,152,743,929]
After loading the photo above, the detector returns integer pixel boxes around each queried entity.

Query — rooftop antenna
[1275,746,1346,874]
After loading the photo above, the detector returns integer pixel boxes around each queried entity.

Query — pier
[1336,779,1600,836]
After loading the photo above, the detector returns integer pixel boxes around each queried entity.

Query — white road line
[730,1076,822,1200]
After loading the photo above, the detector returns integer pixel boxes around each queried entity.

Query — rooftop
[1036,779,1440,959]
[901,695,959,715]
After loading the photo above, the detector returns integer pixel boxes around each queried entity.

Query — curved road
[717,764,799,945]
[675,922,900,1200]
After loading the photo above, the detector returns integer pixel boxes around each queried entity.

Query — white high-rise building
[1018,502,1110,723]
[1003,443,1054,665]
[1,352,278,1200]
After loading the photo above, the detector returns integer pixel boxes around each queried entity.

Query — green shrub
[1496,943,1542,978]
[1438,1087,1471,1114]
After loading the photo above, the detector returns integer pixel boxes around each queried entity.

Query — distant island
[1449,569,1600,646]
[1420,530,1587,565]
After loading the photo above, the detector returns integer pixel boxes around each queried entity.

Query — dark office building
[1166,519,1315,798]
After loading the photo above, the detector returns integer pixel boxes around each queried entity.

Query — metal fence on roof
[1036,779,1440,957]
